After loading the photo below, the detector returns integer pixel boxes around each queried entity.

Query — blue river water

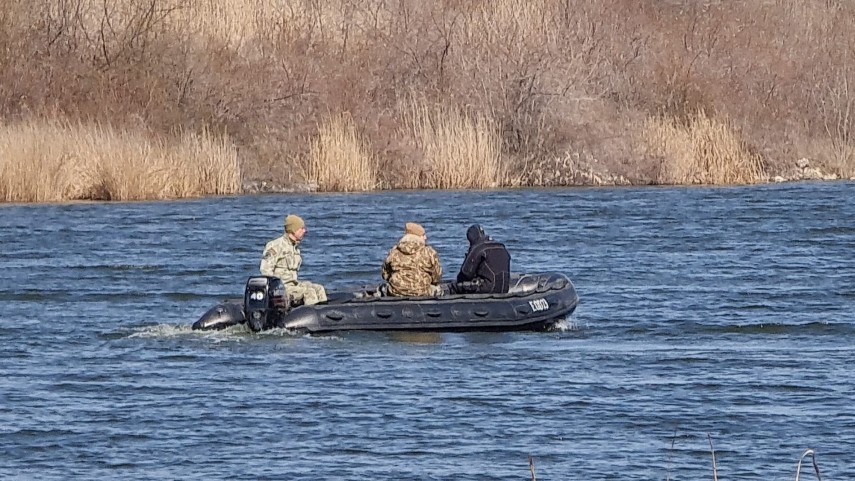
[1,182,853,480]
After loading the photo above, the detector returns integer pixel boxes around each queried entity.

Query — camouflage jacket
[260,235,301,285]
[382,233,442,296]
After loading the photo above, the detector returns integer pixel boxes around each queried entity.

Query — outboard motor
[244,276,289,332]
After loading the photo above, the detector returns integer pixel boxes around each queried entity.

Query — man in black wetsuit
[454,224,511,294]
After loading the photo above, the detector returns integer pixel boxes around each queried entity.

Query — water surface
[1,182,853,480]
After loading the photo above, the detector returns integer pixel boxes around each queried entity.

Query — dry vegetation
[405,99,502,189]
[0,119,239,202]
[1,0,854,201]
[643,110,765,185]
[309,113,377,192]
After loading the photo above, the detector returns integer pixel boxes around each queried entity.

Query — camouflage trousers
[384,283,443,297]
[288,280,327,306]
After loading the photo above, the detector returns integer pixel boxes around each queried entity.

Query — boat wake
[127,323,200,339]
[129,323,321,340]
[551,316,583,332]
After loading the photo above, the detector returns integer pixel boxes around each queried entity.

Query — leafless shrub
[814,66,855,177]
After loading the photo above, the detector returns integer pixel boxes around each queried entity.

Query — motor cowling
[244,276,289,332]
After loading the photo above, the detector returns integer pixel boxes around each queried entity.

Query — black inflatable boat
[192,272,578,334]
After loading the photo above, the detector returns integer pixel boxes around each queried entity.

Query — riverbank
[2,0,855,202]
[239,162,852,195]
[238,153,850,193]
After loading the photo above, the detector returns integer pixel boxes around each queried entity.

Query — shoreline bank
[241,158,852,195]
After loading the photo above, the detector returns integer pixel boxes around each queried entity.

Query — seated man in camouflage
[260,214,327,306]
[381,222,443,297]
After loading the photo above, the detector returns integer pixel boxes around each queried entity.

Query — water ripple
[1,182,854,480]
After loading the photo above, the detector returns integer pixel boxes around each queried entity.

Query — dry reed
[405,100,502,190]
[795,448,823,481]
[643,110,765,185]
[308,114,377,192]
[708,433,718,481]
[528,455,537,481]
[0,119,240,203]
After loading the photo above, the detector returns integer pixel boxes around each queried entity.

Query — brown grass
[405,99,502,190]
[309,114,377,192]
[0,119,240,203]
[2,0,855,202]
[643,110,765,185]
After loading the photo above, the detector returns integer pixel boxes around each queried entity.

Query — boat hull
[192,272,578,334]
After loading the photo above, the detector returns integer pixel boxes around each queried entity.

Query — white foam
[552,317,583,331]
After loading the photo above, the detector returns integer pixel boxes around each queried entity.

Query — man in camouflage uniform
[260,214,327,306]
[381,222,443,297]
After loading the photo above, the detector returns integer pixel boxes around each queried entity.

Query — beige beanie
[405,222,425,236]
[284,214,305,234]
